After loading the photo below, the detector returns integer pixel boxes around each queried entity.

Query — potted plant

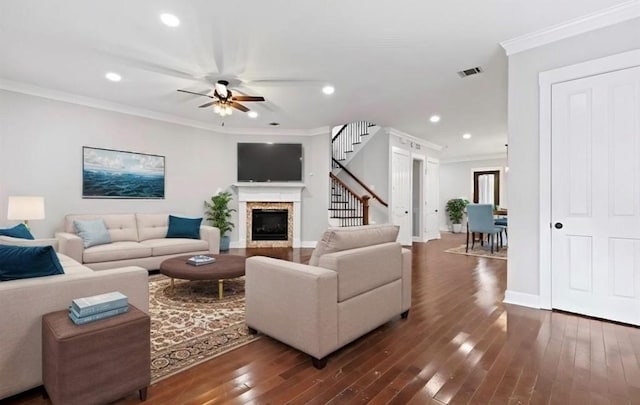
[446,198,469,233]
[204,191,236,251]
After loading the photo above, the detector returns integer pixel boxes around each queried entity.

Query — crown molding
[0,78,330,137]
[388,128,444,151]
[440,152,507,164]
[500,0,640,56]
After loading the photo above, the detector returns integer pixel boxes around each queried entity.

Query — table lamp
[7,196,45,229]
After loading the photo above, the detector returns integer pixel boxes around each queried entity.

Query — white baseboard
[301,241,317,248]
[503,290,540,309]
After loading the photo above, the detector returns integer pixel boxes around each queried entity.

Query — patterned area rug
[148,275,258,383]
[444,244,508,260]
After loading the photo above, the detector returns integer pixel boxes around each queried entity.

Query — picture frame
[82,146,165,199]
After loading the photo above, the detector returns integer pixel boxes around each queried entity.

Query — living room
[2,1,640,404]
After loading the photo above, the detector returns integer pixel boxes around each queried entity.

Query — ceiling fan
[177,80,265,116]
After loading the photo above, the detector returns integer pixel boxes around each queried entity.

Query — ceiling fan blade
[230,101,250,112]
[177,89,214,98]
[198,101,216,108]
[232,95,265,102]
[243,79,323,87]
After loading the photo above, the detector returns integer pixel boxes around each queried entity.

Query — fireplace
[233,182,305,248]
[251,209,288,241]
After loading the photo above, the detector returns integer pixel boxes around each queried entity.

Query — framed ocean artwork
[82,147,165,199]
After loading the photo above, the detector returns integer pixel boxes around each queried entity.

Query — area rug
[444,244,508,260]
[148,275,258,383]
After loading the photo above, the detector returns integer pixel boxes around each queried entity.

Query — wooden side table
[42,305,150,405]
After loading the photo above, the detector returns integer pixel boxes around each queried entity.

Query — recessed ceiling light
[248,111,258,118]
[462,133,472,139]
[429,115,440,123]
[322,85,335,95]
[105,72,121,82]
[160,13,180,27]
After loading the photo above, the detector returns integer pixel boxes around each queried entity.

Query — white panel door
[391,147,412,245]
[425,158,440,241]
[551,66,640,325]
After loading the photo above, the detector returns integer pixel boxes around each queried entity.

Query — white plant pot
[452,223,463,233]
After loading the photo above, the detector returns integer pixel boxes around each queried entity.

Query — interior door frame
[538,49,640,310]
[411,153,425,242]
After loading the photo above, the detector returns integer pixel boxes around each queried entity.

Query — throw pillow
[166,215,202,239]
[73,219,112,248]
[0,223,34,240]
[0,245,64,281]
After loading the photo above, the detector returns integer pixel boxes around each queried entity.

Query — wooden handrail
[330,173,370,225]
[329,172,367,203]
[332,158,388,207]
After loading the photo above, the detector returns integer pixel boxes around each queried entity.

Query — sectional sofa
[56,213,220,271]
[0,240,148,400]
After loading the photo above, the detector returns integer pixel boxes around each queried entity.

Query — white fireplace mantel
[232,183,305,248]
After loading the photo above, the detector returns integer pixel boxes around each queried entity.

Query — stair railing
[332,158,388,208]
[332,121,375,166]
[330,173,370,226]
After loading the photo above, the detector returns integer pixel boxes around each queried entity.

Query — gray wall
[0,90,330,244]
[507,18,640,296]
[439,157,507,231]
[342,127,390,223]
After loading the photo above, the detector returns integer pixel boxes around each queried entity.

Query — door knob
[405,211,409,214]
[435,209,438,212]
[554,222,563,229]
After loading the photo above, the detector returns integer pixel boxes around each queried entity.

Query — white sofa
[0,240,149,400]
[56,213,220,271]
[245,224,411,368]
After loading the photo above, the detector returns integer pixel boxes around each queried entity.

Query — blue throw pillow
[0,223,34,240]
[0,245,64,281]
[73,219,112,248]
[166,215,202,239]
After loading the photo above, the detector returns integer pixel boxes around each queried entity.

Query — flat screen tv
[237,143,303,182]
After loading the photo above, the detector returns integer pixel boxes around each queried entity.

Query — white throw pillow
[73,219,112,248]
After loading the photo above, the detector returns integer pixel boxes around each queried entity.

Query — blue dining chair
[466,204,505,253]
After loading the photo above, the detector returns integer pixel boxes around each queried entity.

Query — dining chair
[466,204,505,253]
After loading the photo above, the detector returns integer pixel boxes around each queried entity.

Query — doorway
[473,170,500,206]
[412,158,423,240]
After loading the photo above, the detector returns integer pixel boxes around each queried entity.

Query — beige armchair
[245,224,411,368]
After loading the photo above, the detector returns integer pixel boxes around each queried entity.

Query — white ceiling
[0,0,631,159]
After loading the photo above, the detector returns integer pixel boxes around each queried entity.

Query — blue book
[68,305,129,325]
[71,291,128,317]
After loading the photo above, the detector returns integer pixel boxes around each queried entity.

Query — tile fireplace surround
[233,183,305,248]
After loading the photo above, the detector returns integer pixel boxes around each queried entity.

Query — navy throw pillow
[166,215,202,239]
[0,245,64,281]
[0,223,35,240]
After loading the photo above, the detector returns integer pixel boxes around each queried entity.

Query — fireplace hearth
[251,209,288,241]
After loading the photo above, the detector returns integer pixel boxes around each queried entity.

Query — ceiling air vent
[457,66,483,78]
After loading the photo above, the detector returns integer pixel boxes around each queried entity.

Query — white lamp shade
[7,196,45,221]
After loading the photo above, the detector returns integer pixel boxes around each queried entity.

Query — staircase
[329,121,387,227]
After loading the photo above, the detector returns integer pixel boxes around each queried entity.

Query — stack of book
[187,255,216,266]
[68,291,129,325]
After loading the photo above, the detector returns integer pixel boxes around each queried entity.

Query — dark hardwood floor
[5,233,640,404]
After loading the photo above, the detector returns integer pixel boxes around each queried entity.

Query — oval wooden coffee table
[159,254,246,299]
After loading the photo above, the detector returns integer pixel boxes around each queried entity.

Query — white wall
[439,157,507,231]
[0,90,330,244]
[507,18,640,297]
